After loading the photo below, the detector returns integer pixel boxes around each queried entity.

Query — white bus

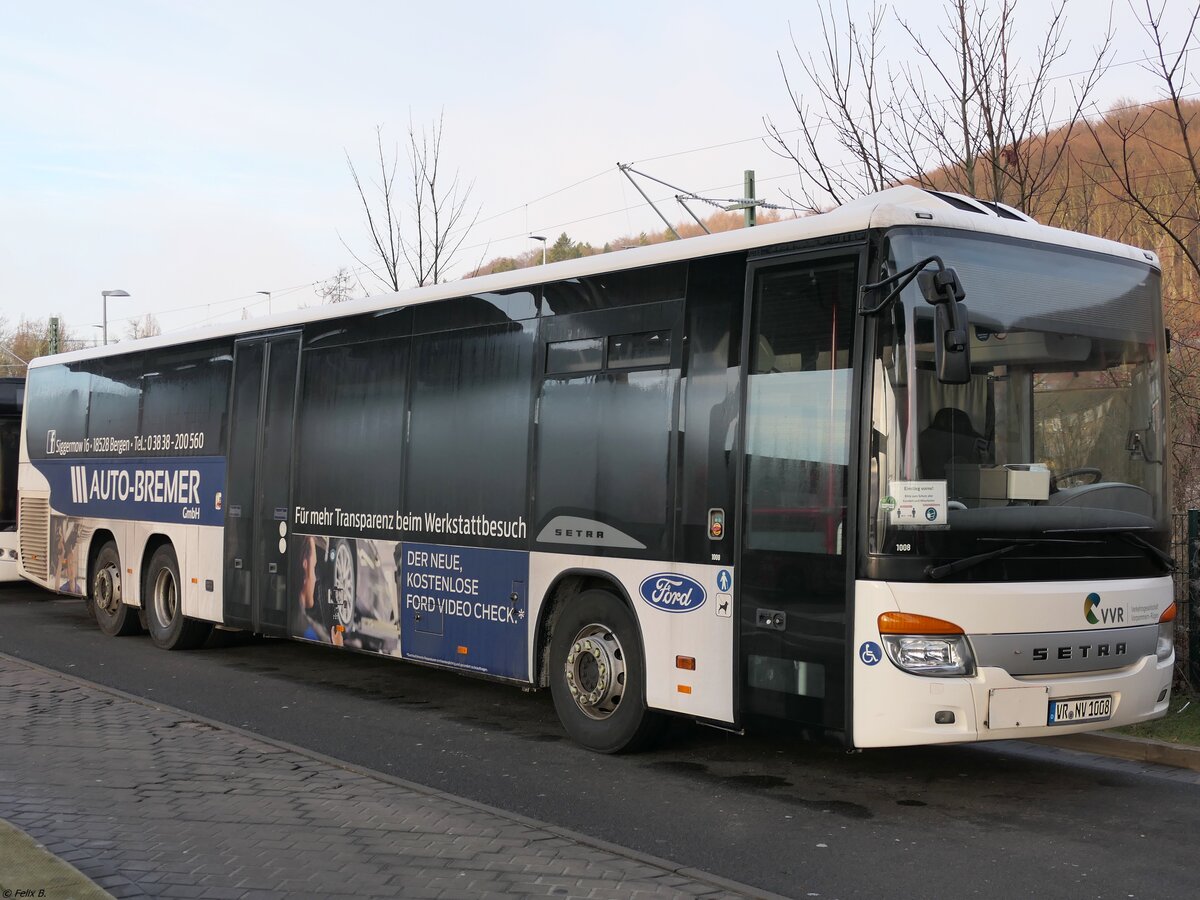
[17,185,1175,752]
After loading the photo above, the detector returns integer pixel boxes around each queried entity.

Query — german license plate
[1047,695,1112,725]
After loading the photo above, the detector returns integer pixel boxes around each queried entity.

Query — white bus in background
[16,186,1176,752]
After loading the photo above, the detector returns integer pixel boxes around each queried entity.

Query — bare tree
[126,313,161,340]
[344,113,479,291]
[1,317,77,375]
[1079,1,1200,510]
[1083,2,1200,279]
[765,0,1111,215]
[764,1,903,212]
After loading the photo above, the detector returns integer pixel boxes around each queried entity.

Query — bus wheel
[330,538,356,627]
[549,589,664,754]
[90,541,140,637]
[145,544,211,651]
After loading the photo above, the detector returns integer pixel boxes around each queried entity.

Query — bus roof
[33,185,1160,370]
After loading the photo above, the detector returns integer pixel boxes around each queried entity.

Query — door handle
[268,562,278,574]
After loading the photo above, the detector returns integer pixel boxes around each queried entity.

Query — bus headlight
[878,612,975,677]
[881,634,975,676]
[1158,602,1177,663]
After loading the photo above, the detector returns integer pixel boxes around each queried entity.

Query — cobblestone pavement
[0,654,778,900]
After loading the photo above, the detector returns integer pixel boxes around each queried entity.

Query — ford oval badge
[639,573,707,613]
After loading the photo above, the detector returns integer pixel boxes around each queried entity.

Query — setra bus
[0,377,24,581]
[16,185,1175,752]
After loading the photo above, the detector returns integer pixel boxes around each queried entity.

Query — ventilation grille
[19,496,49,582]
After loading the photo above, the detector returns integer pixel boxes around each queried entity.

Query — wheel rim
[563,623,627,720]
[332,541,354,625]
[152,565,178,627]
[93,563,121,614]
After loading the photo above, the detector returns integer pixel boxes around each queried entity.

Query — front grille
[18,496,49,582]
[972,625,1158,676]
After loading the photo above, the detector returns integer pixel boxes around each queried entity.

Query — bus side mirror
[919,268,971,385]
[934,302,971,384]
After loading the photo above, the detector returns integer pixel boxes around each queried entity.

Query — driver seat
[919,407,985,479]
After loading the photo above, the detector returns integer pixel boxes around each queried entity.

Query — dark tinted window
[414,289,540,332]
[546,338,603,374]
[542,262,686,315]
[535,370,676,556]
[304,306,413,350]
[607,330,671,369]
[25,363,91,459]
[0,415,18,528]
[140,342,233,454]
[676,252,744,564]
[405,322,535,548]
[294,338,409,538]
[85,355,142,444]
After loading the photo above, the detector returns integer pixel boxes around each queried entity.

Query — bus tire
[145,544,211,651]
[330,537,356,628]
[90,541,140,637]
[549,589,664,754]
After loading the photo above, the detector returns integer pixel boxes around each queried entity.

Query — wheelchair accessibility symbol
[859,641,883,666]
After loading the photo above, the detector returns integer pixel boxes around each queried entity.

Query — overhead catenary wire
[123,38,1200,333]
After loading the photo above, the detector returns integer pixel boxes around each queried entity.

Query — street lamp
[257,290,272,314]
[100,290,129,345]
[529,235,547,266]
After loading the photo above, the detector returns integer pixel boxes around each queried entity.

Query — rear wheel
[145,544,211,650]
[549,589,664,753]
[90,541,141,637]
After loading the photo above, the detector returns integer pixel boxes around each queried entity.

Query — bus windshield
[869,228,1167,571]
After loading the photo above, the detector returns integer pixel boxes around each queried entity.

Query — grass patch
[1114,692,1200,745]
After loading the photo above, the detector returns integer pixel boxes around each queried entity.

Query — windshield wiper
[925,540,1037,581]
[1117,532,1176,572]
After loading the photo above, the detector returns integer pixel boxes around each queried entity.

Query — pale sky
[0,0,1192,340]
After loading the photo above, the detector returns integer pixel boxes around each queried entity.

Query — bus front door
[737,254,859,730]
[223,333,300,636]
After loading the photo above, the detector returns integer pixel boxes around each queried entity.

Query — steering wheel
[1050,466,1103,492]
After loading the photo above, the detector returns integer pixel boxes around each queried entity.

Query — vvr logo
[1084,592,1124,625]
[639,573,707,613]
[70,465,89,504]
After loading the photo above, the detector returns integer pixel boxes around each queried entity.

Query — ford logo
[639,573,707,613]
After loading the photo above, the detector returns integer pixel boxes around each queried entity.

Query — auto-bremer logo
[639,573,707,613]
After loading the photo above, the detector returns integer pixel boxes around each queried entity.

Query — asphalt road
[2,580,1197,899]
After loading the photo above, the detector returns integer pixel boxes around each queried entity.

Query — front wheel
[549,589,664,754]
[90,541,141,637]
[145,544,212,650]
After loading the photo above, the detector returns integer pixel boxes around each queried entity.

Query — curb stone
[1034,729,1200,772]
